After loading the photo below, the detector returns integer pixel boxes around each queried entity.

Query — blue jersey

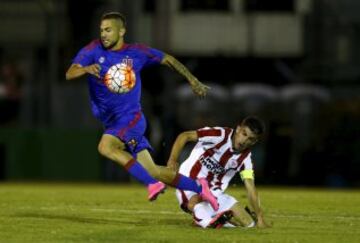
[72,39,164,127]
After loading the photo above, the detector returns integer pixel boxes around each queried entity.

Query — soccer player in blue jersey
[65,12,218,210]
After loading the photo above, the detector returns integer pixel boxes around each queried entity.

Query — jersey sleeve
[137,44,164,67]
[72,41,97,66]
[196,127,227,149]
[239,153,254,181]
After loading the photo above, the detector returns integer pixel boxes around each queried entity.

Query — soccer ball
[104,63,136,93]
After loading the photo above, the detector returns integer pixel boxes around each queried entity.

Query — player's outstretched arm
[161,54,210,98]
[167,131,198,171]
[66,63,101,80]
[243,178,270,228]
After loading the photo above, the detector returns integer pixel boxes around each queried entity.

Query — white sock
[223,222,236,228]
[224,221,255,228]
[247,221,256,228]
[193,202,216,228]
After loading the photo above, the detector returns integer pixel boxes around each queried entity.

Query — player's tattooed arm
[161,54,210,98]
[167,130,198,171]
[66,64,101,80]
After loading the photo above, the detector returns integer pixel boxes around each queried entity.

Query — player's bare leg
[186,195,254,228]
[136,150,166,200]
[136,150,209,181]
[186,194,202,211]
[228,202,255,227]
[98,134,165,200]
[98,134,132,166]
[136,150,218,211]
[98,135,218,209]
[137,150,178,183]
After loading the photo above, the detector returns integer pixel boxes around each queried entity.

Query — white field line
[17,206,359,221]
[90,208,360,221]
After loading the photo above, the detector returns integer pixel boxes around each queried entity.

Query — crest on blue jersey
[122,56,133,67]
[98,56,105,63]
[127,138,138,148]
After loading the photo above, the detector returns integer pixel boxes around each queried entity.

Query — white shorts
[175,188,237,214]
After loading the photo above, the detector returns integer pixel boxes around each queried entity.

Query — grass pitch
[0,183,359,243]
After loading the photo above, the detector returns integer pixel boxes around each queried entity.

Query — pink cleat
[198,178,219,211]
[148,182,166,201]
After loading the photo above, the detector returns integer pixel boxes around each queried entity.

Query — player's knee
[98,135,127,158]
[187,195,202,211]
[98,140,113,158]
[187,201,196,211]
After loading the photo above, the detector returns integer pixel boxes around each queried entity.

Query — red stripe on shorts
[118,111,142,139]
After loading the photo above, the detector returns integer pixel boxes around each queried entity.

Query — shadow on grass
[15,212,134,225]
[157,218,190,226]
[14,212,189,227]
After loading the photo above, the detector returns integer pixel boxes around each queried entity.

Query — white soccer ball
[104,63,136,93]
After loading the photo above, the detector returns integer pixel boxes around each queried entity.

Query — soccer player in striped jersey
[168,117,270,228]
[65,12,218,210]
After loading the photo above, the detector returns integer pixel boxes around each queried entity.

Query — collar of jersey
[108,43,129,52]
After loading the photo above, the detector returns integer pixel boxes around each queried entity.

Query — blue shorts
[104,111,152,156]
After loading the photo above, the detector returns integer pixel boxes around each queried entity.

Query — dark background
[0,0,359,187]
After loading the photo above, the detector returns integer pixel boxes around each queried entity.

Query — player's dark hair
[241,116,265,136]
[101,12,126,27]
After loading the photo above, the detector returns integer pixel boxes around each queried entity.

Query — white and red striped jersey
[179,127,253,192]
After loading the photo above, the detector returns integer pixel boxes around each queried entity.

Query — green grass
[0,183,359,243]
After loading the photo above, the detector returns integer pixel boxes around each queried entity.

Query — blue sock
[125,159,157,185]
[172,174,201,193]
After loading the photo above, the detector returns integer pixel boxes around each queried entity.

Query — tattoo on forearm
[166,58,194,82]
